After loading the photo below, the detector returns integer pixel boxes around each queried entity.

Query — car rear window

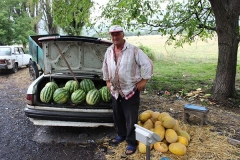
[0,47,11,56]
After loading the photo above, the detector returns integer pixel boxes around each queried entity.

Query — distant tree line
[0,0,93,47]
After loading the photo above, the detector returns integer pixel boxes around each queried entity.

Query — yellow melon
[165,129,178,143]
[139,112,151,123]
[143,110,154,117]
[169,142,187,156]
[177,136,188,146]
[138,120,143,127]
[154,121,162,127]
[172,120,181,131]
[153,125,165,141]
[138,142,153,154]
[151,111,161,123]
[143,119,154,130]
[154,142,168,152]
[162,138,169,145]
[157,112,170,121]
[176,130,191,141]
[161,116,176,129]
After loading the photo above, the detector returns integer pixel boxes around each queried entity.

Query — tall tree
[13,13,35,48]
[53,0,93,35]
[39,0,58,34]
[0,11,14,45]
[0,0,34,46]
[101,0,240,103]
[209,0,240,101]
[11,0,35,47]
[26,0,42,34]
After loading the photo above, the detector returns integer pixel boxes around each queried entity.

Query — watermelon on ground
[86,89,100,105]
[53,88,70,104]
[80,79,95,93]
[71,89,86,104]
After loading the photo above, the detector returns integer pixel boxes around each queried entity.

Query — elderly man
[102,25,153,155]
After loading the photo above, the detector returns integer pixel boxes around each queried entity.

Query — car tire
[29,60,39,80]
[12,63,18,73]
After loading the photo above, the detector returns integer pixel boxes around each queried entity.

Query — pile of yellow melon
[137,110,190,156]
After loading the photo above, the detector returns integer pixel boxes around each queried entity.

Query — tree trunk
[40,0,58,34]
[45,0,58,34]
[209,0,240,101]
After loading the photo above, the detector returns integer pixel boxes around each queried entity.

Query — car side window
[14,48,20,55]
[0,48,11,56]
[19,48,25,54]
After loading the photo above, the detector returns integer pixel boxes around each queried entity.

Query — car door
[14,47,23,66]
[19,47,28,65]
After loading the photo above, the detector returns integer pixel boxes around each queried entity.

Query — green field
[125,35,240,94]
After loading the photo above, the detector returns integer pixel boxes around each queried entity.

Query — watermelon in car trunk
[45,81,58,91]
[86,89,100,105]
[65,80,79,94]
[40,86,54,103]
[80,79,95,93]
[71,89,86,104]
[99,86,111,102]
[53,88,70,104]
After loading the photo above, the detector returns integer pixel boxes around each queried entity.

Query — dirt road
[0,67,114,160]
[0,67,239,160]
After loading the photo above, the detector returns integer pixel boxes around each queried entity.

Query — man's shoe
[109,136,125,146]
[125,145,136,155]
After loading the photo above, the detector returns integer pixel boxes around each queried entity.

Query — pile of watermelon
[39,79,112,105]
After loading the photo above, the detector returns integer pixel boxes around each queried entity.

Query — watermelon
[86,89,100,105]
[45,81,58,91]
[99,86,111,102]
[40,86,54,103]
[71,89,86,104]
[53,88,70,104]
[80,79,95,93]
[65,80,79,94]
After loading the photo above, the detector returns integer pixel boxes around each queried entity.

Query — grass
[125,35,240,95]
[149,61,217,93]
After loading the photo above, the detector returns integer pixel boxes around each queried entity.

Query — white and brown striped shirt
[102,41,153,100]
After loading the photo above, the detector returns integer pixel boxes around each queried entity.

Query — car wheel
[12,63,18,73]
[29,61,39,80]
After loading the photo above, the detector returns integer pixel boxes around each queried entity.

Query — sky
[91,0,109,17]
[92,0,109,5]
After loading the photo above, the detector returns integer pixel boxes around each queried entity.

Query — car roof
[0,46,23,48]
[0,46,24,51]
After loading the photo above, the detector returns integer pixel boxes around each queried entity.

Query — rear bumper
[0,64,8,69]
[28,119,114,127]
[24,107,114,126]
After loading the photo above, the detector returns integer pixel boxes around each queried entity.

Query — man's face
[110,32,124,46]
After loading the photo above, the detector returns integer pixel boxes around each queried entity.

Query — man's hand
[106,80,111,91]
[136,79,148,91]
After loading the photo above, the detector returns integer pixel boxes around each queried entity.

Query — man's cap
[109,25,124,33]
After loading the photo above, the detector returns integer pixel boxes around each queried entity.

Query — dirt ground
[139,94,240,141]
[0,67,239,160]
[0,67,108,160]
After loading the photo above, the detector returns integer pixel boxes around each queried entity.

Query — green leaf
[139,15,148,22]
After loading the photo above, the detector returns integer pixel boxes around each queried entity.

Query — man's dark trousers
[111,90,140,146]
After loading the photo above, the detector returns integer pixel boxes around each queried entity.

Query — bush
[138,44,155,61]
